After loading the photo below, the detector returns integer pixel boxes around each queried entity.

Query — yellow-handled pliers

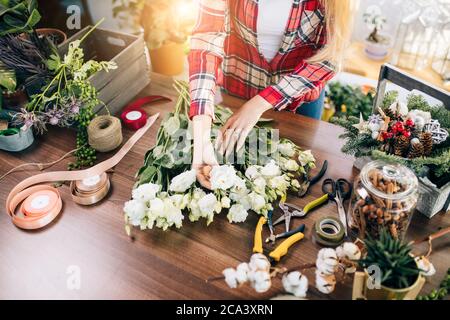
[274,194,329,232]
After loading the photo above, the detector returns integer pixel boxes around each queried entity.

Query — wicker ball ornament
[423,120,449,145]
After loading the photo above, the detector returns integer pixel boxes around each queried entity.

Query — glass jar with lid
[348,161,419,241]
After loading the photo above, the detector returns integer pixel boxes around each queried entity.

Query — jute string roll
[88,115,123,152]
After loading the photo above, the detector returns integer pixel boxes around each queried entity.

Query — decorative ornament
[389,101,409,117]
[424,120,449,145]
[352,113,369,134]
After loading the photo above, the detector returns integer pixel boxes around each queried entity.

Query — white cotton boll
[123,199,147,226]
[245,166,262,180]
[132,183,160,202]
[235,263,250,284]
[316,258,337,275]
[249,254,271,273]
[415,256,436,277]
[317,248,338,267]
[223,268,238,289]
[169,169,197,193]
[315,270,336,294]
[282,271,308,298]
[250,271,272,293]
[336,242,362,261]
[261,160,281,178]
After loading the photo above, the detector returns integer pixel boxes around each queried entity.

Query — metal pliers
[265,210,305,244]
[274,194,329,232]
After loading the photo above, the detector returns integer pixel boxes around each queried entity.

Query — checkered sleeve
[258,16,335,111]
[188,0,227,120]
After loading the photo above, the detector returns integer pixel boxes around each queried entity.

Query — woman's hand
[216,95,272,156]
[192,115,218,189]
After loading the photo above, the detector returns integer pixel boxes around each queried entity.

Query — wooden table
[0,75,448,300]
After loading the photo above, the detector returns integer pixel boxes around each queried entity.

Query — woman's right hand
[192,115,218,189]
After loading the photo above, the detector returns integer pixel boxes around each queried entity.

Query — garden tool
[298,160,328,197]
[274,194,329,232]
[322,178,352,237]
[253,216,267,254]
[266,211,306,244]
[269,231,305,262]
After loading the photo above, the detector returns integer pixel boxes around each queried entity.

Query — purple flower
[49,116,60,125]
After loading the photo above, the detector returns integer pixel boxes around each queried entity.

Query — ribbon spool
[120,95,171,131]
[312,216,345,247]
[70,172,111,205]
[121,109,147,130]
[5,114,159,230]
[88,115,123,152]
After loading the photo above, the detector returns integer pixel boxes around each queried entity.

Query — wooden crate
[59,27,150,114]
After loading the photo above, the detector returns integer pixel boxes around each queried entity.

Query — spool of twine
[88,116,123,152]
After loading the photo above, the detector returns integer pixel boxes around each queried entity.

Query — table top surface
[0,74,448,300]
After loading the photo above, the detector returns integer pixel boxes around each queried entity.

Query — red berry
[405,119,414,127]
[403,131,411,138]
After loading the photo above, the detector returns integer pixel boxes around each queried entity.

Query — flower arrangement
[332,92,450,187]
[123,81,316,232]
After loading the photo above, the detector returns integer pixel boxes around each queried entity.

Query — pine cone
[408,140,424,159]
[420,132,433,156]
[394,135,410,157]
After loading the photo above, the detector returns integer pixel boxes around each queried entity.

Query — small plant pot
[353,270,425,300]
[149,42,185,76]
[2,89,28,111]
[19,28,67,45]
[0,126,34,152]
[364,38,390,61]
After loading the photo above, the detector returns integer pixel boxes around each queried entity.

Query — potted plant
[353,229,425,300]
[363,5,390,61]
[113,0,196,76]
[0,64,28,110]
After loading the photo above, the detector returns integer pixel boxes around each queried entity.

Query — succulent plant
[359,229,421,289]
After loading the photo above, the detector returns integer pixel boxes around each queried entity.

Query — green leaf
[0,68,16,92]
[138,165,157,185]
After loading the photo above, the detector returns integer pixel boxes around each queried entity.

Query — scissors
[321,178,352,236]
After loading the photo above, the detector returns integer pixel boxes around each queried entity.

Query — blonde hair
[308,0,359,70]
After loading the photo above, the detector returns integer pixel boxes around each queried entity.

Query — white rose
[278,143,295,157]
[298,150,315,167]
[198,193,217,224]
[227,204,248,223]
[285,159,300,172]
[282,271,309,298]
[124,199,147,226]
[268,175,289,192]
[253,177,267,194]
[211,165,238,190]
[261,160,281,178]
[245,166,262,180]
[132,183,160,202]
[163,198,184,229]
[221,196,231,209]
[148,198,165,217]
[170,194,185,209]
[169,169,197,193]
[291,179,300,189]
[248,192,266,212]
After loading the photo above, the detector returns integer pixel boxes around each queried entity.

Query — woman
[190,0,356,188]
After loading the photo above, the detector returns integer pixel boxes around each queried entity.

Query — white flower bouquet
[124,81,316,232]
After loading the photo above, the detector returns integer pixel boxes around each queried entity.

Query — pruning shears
[298,160,328,197]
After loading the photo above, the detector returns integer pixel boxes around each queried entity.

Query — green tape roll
[314,216,345,245]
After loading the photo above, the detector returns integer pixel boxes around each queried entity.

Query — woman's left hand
[216,95,272,156]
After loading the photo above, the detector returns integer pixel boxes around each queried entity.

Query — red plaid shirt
[188,0,336,119]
